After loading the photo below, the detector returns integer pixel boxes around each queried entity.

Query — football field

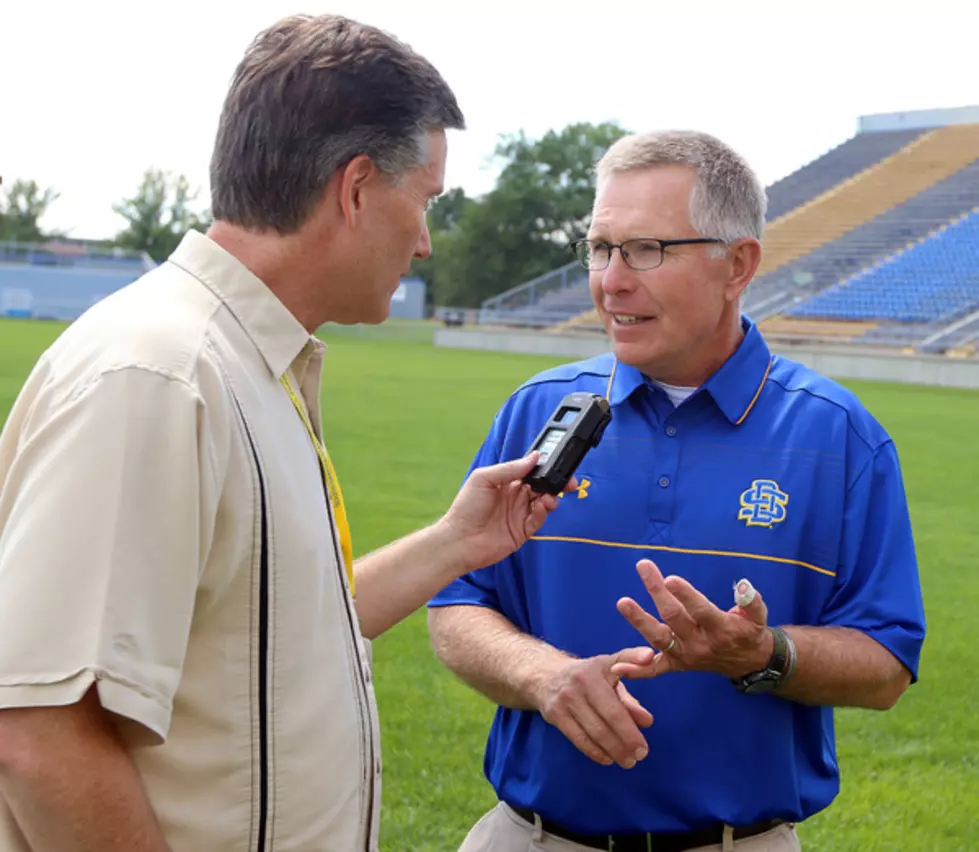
[1,317,977,851]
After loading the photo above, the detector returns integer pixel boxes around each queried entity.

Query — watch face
[741,672,780,694]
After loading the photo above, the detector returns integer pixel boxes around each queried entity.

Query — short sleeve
[0,366,217,743]
[821,440,926,681]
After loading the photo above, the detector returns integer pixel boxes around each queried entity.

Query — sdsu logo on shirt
[738,479,789,528]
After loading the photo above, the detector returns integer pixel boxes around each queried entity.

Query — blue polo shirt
[429,318,926,834]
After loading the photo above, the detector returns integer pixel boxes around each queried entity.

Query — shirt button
[666,426,677,437]
[659,476,670,488]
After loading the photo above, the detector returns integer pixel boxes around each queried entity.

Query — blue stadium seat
[785,210,979,324]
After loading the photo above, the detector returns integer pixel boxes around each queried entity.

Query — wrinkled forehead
[589,165,696,238]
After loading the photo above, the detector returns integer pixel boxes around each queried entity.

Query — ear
[337,155,379,229]
[724,238,762,303]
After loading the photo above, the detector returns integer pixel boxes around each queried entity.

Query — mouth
[609,313,654,326]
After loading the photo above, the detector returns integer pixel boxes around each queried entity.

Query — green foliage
[112,168,211,261]
[0,178,61,242]
[415,122,629,308]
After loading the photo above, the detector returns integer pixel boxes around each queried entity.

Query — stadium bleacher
[0,241,154,321]
[749,122,979,282]
[763,128,926,221]
[744,157,979,320]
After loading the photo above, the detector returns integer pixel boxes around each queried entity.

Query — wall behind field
[434,328,979,390]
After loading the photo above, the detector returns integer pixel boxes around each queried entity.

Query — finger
[615,597,675,652]
[733,578,769,626]
[533,488,561,512]
[610,645,656,669]
[575,688,648,769]
[662,574,725,632]
[635,560,699,637]
[615,681,654,728]
[553,714,616,767]
[611,651,676,680]
[562,475,579,494]
[522,497,554,536]
[473,453,540,487]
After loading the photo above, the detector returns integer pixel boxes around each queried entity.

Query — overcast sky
[2,0,977,240]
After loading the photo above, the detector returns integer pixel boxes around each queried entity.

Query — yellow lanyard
[279,372,355,594]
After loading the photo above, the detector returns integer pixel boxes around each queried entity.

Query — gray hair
[595,130,766,246]
[210,14,465,233]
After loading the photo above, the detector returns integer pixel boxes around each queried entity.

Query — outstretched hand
[441,453,577,574]
[610,560,773,681]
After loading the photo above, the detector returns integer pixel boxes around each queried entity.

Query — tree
[422,121,628,307]
[410,187,475,309]
[0,178,60,243]
[113,168,211,261]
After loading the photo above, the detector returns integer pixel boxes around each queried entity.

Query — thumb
[605,646,655,682]
[732,578,769,626]
[471,453,540,487]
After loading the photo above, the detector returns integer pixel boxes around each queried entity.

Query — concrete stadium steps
[755,123,979,279]
[759,316,877,343]
[947,343,977,358]
[553,308,601,333]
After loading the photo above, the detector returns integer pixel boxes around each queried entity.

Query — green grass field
[1,317,977,851]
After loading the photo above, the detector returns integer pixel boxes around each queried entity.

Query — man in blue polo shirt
[428,130,926,851]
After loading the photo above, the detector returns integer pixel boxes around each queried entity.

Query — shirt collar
[168,230,314,380]
[606,316,773,426]
[703,317,773,425]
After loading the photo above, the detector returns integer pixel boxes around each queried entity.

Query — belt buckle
[607,834,653,852]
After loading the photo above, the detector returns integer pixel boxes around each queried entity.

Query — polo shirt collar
[607,359,647,408]
[168,229,314,379]
[703,316,773,425]
[606,316,773,426]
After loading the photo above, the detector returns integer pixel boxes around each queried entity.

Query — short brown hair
[209,14,465,232]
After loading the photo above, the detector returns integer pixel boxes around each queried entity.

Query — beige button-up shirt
[0,231,381,851]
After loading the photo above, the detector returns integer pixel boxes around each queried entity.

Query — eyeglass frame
[570,237,727,271]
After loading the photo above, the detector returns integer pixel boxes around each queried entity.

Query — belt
[509,805,784,852]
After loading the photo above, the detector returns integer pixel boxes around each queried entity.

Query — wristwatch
[731,626,796,694]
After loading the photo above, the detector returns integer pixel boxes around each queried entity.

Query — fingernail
[635,746,648,761]
[624,759,636,770]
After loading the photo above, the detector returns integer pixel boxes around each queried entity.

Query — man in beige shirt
[0,14,570,852]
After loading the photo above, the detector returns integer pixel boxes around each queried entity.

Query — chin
[607,336,658,370]
[363,302,392,326]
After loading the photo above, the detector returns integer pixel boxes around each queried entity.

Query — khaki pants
[459,803,802,852]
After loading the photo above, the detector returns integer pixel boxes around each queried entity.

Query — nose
[598,249,638,297]
[414,218,433,261]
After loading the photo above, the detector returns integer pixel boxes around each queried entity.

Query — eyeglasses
[570,237,725,271]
